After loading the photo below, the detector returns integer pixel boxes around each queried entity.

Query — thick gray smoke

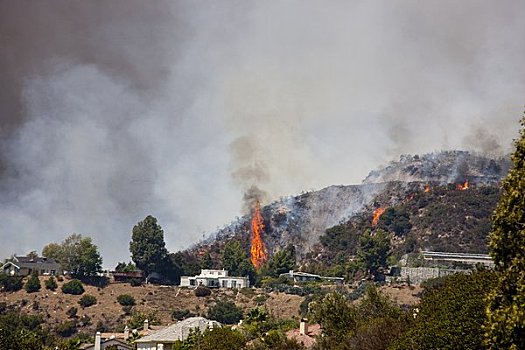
[1,1,525,267]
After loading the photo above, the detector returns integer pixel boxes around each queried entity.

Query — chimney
[124,325,129,339]
[143,319,149,332]
[299,318,308,336]
[94,331,101,350]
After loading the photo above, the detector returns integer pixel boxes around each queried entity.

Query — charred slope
[315,182,501,267]
[194,151,508,263]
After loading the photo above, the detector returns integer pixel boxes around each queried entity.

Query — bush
[25,273,41,293]
[130,278,143,287]
[117,294,136,306]
[194,286,211,297]
[66,307,78,318]
[56,320,77,337]
[45,276,58,291]
[78,294,97,308]
[122,305,133,315]
[207,301,243,324]
[171,309,195,321]
[0,274,23,292]
[61,280,84,295]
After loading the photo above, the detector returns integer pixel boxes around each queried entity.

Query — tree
[357,229,390,277]
[130,215,170,276]
[25,271,41,293]
[45,276,58,291]
[201,252,213,269]
[42,242,62,261]
[262,244,296,277]
[485,115,525,349]
[207,301,243,324]
[43,234,102,277]
[392,270,496,350]
[221,241,255,282]
[115,262,137,272]
[62,279,84,295]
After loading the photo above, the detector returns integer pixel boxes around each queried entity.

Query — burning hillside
[194,151,508,263]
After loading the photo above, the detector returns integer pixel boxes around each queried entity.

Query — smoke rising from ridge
[1,1,525,267]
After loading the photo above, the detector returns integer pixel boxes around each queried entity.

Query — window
[190,279,196,286]
[222,280,228,288]
[231,280,237,288]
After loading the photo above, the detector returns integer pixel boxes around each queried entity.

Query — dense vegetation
[485,115,525,349]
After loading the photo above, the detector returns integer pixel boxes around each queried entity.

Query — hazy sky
[1,1,524,268]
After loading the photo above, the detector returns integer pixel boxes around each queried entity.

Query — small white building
[180,269,250,289]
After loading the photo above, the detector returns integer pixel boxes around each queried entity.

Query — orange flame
[456,180,469,191]
[372,207,386,227]
[424,183,430,193]
[250,200,267,269]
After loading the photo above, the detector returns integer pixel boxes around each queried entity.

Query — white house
[180,269,250,288]
[135,317,220,350]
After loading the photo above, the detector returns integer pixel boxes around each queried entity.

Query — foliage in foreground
[207,300,243,324]
[391,270,497,350]
[485,115,525,350]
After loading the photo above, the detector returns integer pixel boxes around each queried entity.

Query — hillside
[195,151,508,264]
[1,277,305,335]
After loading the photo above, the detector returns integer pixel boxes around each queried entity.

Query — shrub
[66,307,78,318]
[127,311,158,330]
[78,294,97,308]
[117,294,136,306]
[61,280,84,295]
[57,276,64,282]
[0,274,23,292]
[122,305,133,315]
[45,276,58,291]
[130,278,143,287]
[25,273,41,293]
[171,309,195,321]
[194,286,211,297]
[207,301,243,324]
[56,320,77,337]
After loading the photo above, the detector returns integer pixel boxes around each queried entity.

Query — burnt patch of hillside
[315,183,501,264]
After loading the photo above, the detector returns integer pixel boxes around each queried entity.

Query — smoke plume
[1,1,525,267]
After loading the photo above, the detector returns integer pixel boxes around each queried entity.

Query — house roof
[135,317,221,343]
[1,261,20,270]
[79,338,132,350]
[12,256,59,265]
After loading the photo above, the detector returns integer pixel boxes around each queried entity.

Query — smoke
[1,1,525,267]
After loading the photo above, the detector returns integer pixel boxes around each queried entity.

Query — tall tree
[42,234,102,277]
[485,115,525,349]
[221,241,254,282]
[357,229,390,277]
[61,234,103,277]
[130,215,169,276]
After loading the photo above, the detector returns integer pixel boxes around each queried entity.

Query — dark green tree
[221,241,255,282]
[45,276,58,291]
[114,262,137,272]
[263,244,296,277]
[201,252,213,269]
[25,271,41,293]
[130,215,170,276]
[392,270,496,350]
[485,115,525,349]
[357,229,390,277]
[207,300,243,324]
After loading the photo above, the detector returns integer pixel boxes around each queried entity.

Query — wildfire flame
[424,183,430,193]
[250,200,267,269]
[456,180,469,191]
[372,207,386,227]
